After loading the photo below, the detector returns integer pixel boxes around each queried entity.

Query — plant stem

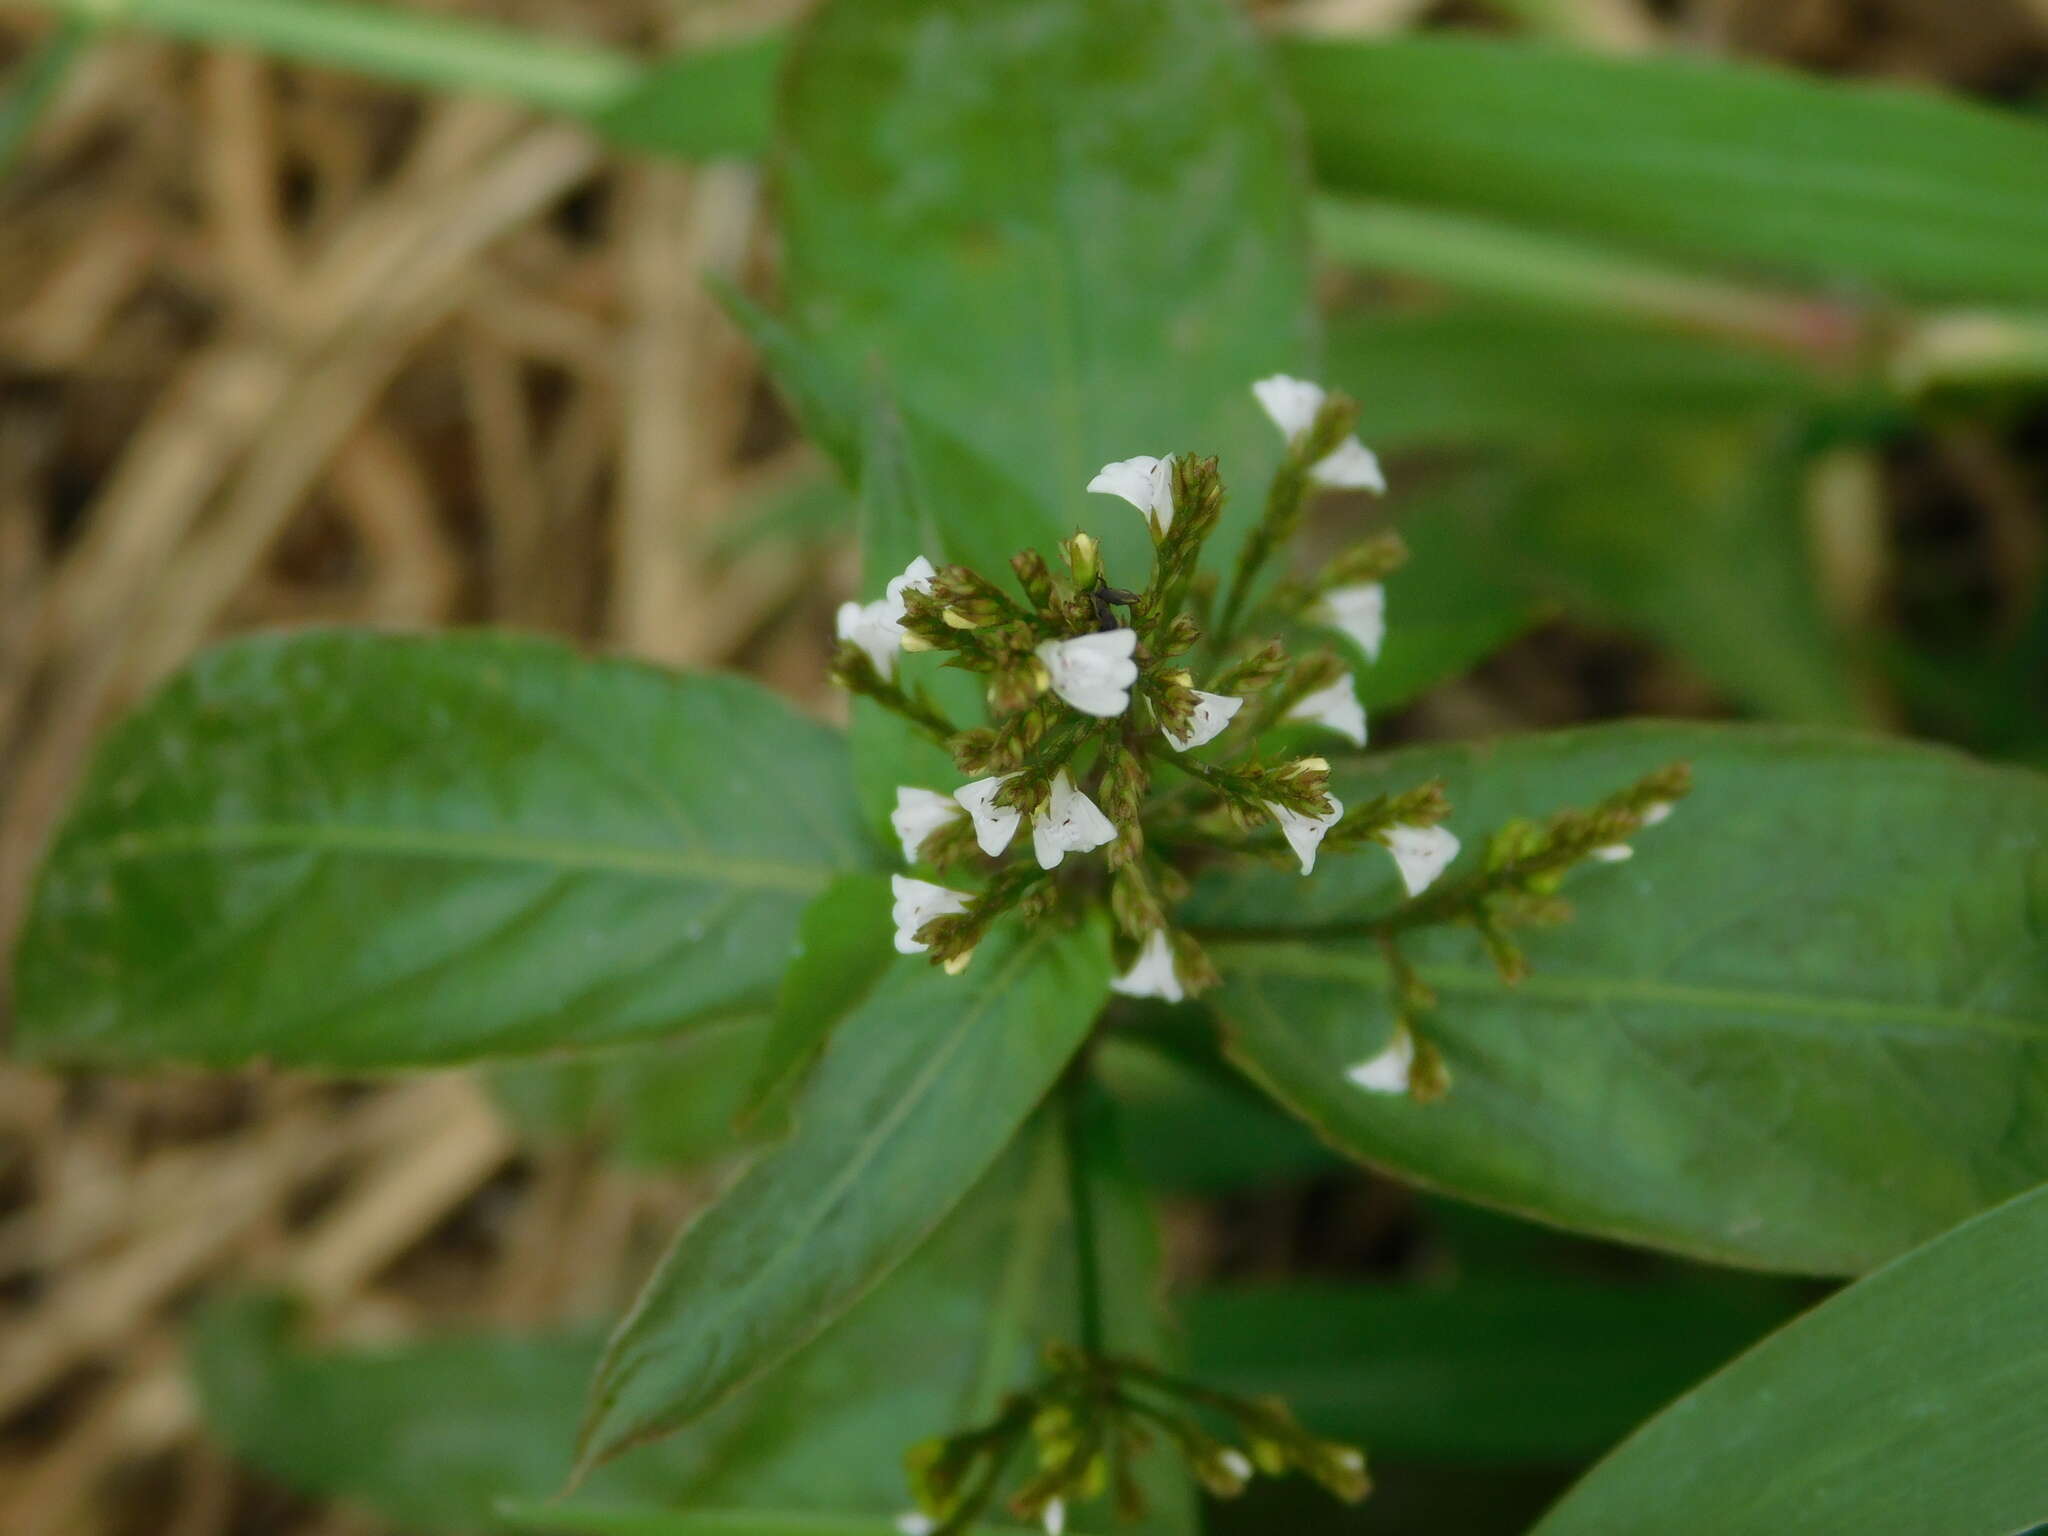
[1059,1062,1106,1360]
[31,0,640,118]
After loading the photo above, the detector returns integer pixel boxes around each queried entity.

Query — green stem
[1059,1063,1106,1360]
[30,0,640,117]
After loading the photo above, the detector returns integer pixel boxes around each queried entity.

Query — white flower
[895,1516,935,1536]
[1087,454,1175,536]
[1218,1447,1255,1483]
[1267,795,1343,876]
[891,786,961,864]
[1163,689,1243,751]
[1032,770,1116,870]
[1286,675,1367,746]
[1642,800,1674,826]
[954,774,1023,857]
[1037,629,1139,718]
[890,875,970,955]
[834,555,937,677]
[1384,823,1459,897]
[1252,374,1385,492]
[1590,843,1634,863]
[1042,1499,1066,1536]
[1346,1024,1414,1095]
[1314,582,1387,663]
[1110,929,1184,1003]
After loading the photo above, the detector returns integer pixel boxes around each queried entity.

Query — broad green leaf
[577,920,1113,1470]
[502,1513,1047,1536]
[13,632,867,1070]
[195,1124,1182,1534]
[491,1016,778,1171]
[777,0,1317,577]
[1282,35,2048,305]
[1534,1181,2048,1534]
[741,873,895,1126]
[590,34,783,161]
[1190,723,2048,1273]
[1188,1277,1801,1464]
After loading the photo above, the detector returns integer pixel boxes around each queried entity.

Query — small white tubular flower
[890,875,970,955]
[1591,843,1635,863]
[1110,929,1184,1003]
[1286,675,1368,747]
[953,774,1023,857]
[1384,822,1460,897]
[1267,795,1343,876]
[1042,1499,1066,1536]
[1031,770,1116,870]
[1037,628,1139,718]
[1347,1023,1415,1095]
[1251,374,1385,492]
[1315,582,1387,663]
[835,556,938,677]
[1164,689,1243,751]
[890,786,961,864]
[1087,454,1175,535]
[1642,800,1674,827]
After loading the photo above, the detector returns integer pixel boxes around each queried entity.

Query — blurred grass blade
[1283,35,2048,305]
[591,33,782,160]
[1,18,88,174]
[1534,1182,2048,1534]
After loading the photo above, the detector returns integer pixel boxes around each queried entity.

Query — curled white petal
[1591,843,1634,863]
[1346,1025,1415,1095]
[1252,374,1326,442]
[954,774,1023,857]
[1267,795,1343,876]
[1384,823,1459,897]
[836,556,938,679]
[1109,929,1184,1003]
[1315,583,1387,663]
[1286,675,1367,747]
[1032,770,1116,870]
[1309,436,1386,492]
[1163,689,1243,751]
[890,786,961,864]
[1088,454,1175,535]
[890,875,970,955]
[1642,800,1674,827]
[1037,629,1139,718]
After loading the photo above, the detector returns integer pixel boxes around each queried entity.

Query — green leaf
[1191,723,2048,1274]
[1330,304,1828,456]
[741,873,896,1127]
[589,34,784,161]
[1534,1181,2048,1534]
[777,0,1317,577]
[577,920,1113,1470]
[1282,35,2048,305]
[490,1016,777,1171]
[2,18,89,174]
[501,1513,1048,1536]
[12,631,868,1070]
[194,1123,1181,1534]
[1188,1277,1801,1465]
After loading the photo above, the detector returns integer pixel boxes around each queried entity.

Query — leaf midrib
[57,822,836,894]
[1212,942,2040,1039]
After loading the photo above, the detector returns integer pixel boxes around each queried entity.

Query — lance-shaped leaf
[577,919,1113,1471]
[777,0,1317,578]
[1188,723,2048,1274]
[1534,1182,2048,1534]
[13,631,868,1070]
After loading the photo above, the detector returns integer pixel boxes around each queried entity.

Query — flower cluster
[835,377,1465,1025]
[901,1346,1369,1536]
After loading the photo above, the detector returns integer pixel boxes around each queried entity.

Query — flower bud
[1061,531,1100,587]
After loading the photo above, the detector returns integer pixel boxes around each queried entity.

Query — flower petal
[953,775,1022,857]
[1252,373,1325,442]
[1163,689,1243,751]
[1346,1025,1414,1094]
[1308,436,1386,492]
[1384,823,1459,896]
[1109,929,1183,1002]
[1316,582,1386,663]
[1087,454,1175,534]
[1267,795,1343,875]
[1285,675,1367,747]
[890,786,961,864]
